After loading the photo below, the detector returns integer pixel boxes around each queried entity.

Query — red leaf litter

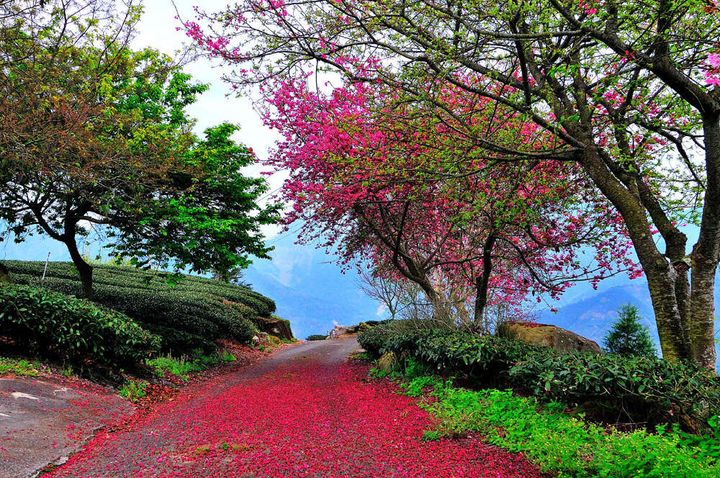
[48,347,541,477]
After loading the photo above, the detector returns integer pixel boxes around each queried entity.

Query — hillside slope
[4,261,291,353]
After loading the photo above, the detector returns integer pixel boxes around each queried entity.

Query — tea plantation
[3,261,280,356]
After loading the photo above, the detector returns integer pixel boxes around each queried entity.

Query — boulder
[497,321,602,354]
[252,317,294,341]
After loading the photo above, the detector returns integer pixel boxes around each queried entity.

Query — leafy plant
[0,357,39,376]
[4,261,279,353]
[359,323,720,430]
[119,379,148,402]
[306,334,327,341]
[0,284,160,367]
[417,385,719,477]
[146,351,237,380]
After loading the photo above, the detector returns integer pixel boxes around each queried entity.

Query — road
[48,338,540,477]
[0,374,131,478]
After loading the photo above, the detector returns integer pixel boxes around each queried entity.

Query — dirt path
[48,338,541,477]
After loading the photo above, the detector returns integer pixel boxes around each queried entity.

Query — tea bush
[4,261,279,353]
[0,284,159,367]
[359,323,720,429]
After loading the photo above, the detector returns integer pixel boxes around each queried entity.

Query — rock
[252,317,294,341]
[328,324,362,339]
[377,352,399,374]
[497,321,602,354]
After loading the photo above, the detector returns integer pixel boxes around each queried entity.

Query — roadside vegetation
[0,261,291,400]
[0,357,40,376]
[360,321,720,476]
[4,261,277,356]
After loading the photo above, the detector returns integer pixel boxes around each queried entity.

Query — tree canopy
[0,0,279,297]
[188,0,720,368]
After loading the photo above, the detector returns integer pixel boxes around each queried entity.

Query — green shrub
[420,385,719,477]
[306,334,327,341]
[119,379,148,402]
[0,357,40,376]
[146,351,237,380]
[358,323,720,430]
[4,261,274,353]
[604,304,657,357]
[508,347,719,428]
[0,284,160,367]
[142,324,216,355]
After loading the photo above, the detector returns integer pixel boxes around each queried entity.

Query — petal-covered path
[50,338,541,477]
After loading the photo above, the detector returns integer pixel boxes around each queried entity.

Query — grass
[0,357,40,376]
[398,373,720,477]
[146,351,236,380]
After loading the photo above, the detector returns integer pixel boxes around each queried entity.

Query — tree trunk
[65,237,93,299]
[688,262,717,368]
[473,233,496,331]
[580,146,691,361]
[687,114,720,368]
[646,264,690,361]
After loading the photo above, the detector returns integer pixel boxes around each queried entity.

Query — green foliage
[0,357,40,376]
[419,385,719,477]
[118,379,148,402]
[507,349,720,430]
[0,4,279,297]
[359,323,720,430]
[672,416,720,463]
[146,351,236,380]
[400,375,444,398]
[0,284,160,367]
[306,334,327,341]
[604,304,658,358]
[5,261,275,353]
[111,122,281,278]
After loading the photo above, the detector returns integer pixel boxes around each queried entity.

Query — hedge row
[0,284,160,367]
[5,261,276,315]
[4,261,277,353]
[359,323,720,431]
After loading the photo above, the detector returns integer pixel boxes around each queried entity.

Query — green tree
[603,305,658,358]
[0,1,279,297]
[110,122,280,279]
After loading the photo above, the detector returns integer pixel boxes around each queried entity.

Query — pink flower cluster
[705,53,720,87]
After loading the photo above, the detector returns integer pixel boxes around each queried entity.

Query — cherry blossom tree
[260,79,637,329]
[187,0,720,367]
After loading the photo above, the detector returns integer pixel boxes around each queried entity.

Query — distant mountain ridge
[243,232,382,340]
[538,281,720,365]
[538,283,656,344]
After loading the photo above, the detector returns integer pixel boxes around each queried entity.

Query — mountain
[244,233,382,340]
[538,280,720,365]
